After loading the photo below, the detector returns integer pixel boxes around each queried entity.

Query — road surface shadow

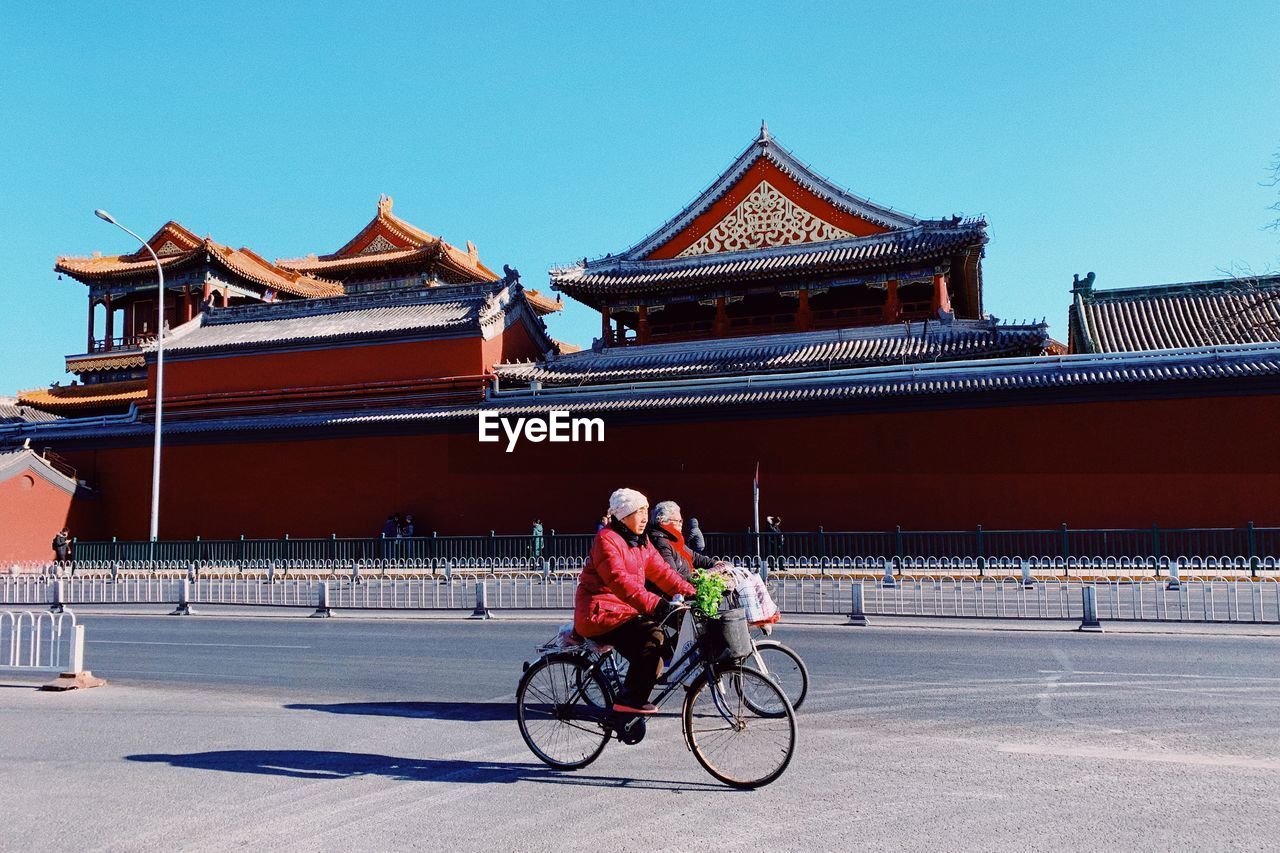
[284,701,514,722]
[126,750,728,791]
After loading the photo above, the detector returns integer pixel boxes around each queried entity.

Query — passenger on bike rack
[574,488,695,716]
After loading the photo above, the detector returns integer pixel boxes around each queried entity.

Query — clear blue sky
[1,1,1277,394]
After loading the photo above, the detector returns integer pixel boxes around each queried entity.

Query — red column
[183,286,194,322]
[601,306,611,346]
[123,302,134,345]
[103,293,114,351]
[714,297,727,337]
[932,273,952,315]
[796,290,812,331]
[87,296,95,353]
[202,281,212,305]
[637,305,650,345]
[883,279,900,323]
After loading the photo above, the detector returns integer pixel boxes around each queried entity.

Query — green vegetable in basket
[691,568,728,617]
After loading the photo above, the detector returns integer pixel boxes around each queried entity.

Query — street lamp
[94,209,165,545]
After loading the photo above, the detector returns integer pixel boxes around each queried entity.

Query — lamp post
[94,209,164,545]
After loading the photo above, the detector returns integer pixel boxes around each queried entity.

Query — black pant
[598,616,665,705]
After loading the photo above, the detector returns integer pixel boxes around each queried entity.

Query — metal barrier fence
[64,523,1280,565]
[1,610,82,672]
[12,554,1280,580]
[2,575,1277,626]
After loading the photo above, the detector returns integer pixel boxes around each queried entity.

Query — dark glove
[652,598,674,623]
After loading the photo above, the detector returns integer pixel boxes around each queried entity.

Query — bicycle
[516,604,797,789]
[601,619,809,715]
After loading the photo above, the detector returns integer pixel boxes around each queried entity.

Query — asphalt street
[2,614,1279,851]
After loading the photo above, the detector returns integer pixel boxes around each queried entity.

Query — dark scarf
[609,517,644,547]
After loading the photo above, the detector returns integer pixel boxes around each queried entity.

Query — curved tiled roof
[276,196,498,283]
[64,351,147,373]
[1071,275,1280,353]
[159,282,557,357]
[497,320,1049,387]
[618,125,922,261]
[17,380,147,411]
[551,220,986,297]
[56,223,343,299]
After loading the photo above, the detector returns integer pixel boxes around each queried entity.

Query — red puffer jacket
[574,525,697,637]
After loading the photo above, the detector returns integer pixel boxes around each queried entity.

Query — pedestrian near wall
[531,519,544,558]
[687,517,706,553]
[52,527,71,563]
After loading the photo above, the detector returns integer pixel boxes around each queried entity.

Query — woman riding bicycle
[574,488,695,716]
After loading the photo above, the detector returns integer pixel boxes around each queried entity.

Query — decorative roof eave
[65,351,147,373]
[523,289,563,315]
[615,126,923,262]
[551,221,987,299]
[1078,273,1280,304]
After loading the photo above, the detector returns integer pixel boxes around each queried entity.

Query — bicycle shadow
[284,701,515,722]
[125,750,729,791]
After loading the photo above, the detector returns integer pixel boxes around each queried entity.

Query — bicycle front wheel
[683,665,796,789]
[517,654,611,770]
[742,640,809,713]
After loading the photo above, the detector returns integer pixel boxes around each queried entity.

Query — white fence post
[170,579,194,616]
[1080,586,1103,632]
[310,581,333,618]
[848,581,868,626]
[470,580,491,620]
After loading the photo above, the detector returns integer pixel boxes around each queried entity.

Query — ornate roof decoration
[55,222,343,299]
[617,126,921,263]
[1069,273,1280,354]
[676,180,855,257]
[276,195,498,283]
[0,447,81,494]
[497,320,1051,387]
[64,351,147,373]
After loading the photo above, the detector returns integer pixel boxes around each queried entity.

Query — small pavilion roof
[1070,273,1280,353]
[55,221,343,299]
[497,319,1050,387]
[276,195,499,284]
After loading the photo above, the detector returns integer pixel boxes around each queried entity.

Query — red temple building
[4,130,1280,558]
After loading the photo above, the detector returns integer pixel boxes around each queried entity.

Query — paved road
[3,614,1280,851]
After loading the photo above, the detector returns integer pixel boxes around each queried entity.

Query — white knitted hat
[608,487,649,521]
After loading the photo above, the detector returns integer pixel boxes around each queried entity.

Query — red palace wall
[46,390,1280,543]
[0,471,93,562]
[159,337,490,398]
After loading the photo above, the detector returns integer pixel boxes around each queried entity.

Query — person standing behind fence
[531,519,544,558]
[52,527,71,563]
[401,514,416,538]
[687,517,706,554]
[766,515,784,557]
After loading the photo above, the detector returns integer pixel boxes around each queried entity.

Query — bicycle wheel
[683,665,796,789]
[742,640,809,713]
[517,654,612,770]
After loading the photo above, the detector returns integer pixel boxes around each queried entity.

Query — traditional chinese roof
[159,280,557,358]
[9,342,1280,443]
[497,320,1052,387]
[1069,274,1280,353]
[64,351,147,374]
[0,447,81,494]
[275,195,499,285]
[0,397,62,424]
[552,125,987,310]
[56,221,343,299]
[551,219,987,298]
[17,380,148,415]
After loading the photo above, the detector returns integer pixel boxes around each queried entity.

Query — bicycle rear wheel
[517,654,612,770]
[683,665,796,789]
[742,640,809,713]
